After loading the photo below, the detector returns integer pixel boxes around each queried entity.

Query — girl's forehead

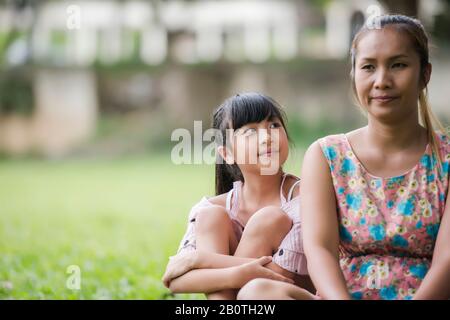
[237,116,279,127]
[355,27,415,60]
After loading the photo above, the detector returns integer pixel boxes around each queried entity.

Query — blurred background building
[0,0,449,157]
[2,0,450,301]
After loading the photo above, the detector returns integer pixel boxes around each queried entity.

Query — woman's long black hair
[212,92,290,195]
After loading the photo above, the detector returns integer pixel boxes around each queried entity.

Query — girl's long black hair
[212,92,290,195]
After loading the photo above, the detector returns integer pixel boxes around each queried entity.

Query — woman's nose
[374,68,392,90]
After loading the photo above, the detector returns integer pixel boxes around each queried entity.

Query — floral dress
[318,132,450,300]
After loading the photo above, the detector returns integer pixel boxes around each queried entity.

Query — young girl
[238,15,450,300]
[162,92,314,300]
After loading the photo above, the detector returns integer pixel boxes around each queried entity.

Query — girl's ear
[421,63,432,89]
[217,146,234,165]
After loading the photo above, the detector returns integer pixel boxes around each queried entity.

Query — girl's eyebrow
[235,124,254,133]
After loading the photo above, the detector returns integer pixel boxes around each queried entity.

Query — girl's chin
[258,153,281,162]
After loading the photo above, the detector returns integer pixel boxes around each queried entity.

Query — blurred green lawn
[0,150,304,300]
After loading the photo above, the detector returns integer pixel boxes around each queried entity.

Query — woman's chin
[367,105,406,123]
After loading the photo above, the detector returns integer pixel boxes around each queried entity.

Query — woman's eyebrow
[388,54,410,61]
[358,54,409,62]
[359,57,376,62]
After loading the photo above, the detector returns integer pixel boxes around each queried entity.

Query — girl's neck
[240,169,284,206]
[366,114,427,153]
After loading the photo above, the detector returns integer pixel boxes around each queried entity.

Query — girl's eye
[244,128,257,135]
[269,122,281,129]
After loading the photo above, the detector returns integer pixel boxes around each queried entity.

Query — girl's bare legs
[237,278,318,300]
[197,205,311,300]
[235,206,317,300]
[195,205,239,300]
[234,206,292,258]
[222,206,296,299]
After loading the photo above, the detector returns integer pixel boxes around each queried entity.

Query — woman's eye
[362,65,374,71]
[392,63,407,69]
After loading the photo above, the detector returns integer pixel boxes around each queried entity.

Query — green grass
[0,150,305,300]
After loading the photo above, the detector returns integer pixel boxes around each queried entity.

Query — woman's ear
[217,146,234,165]
[421,63,432,89]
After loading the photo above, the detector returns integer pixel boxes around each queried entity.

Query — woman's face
[354,26,428,124]
[231,116,289,176]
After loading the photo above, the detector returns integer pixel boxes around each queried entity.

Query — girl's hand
[235,256,295,287]
[162,251,198,288]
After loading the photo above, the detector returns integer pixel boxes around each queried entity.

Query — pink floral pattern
[318,132,450,300]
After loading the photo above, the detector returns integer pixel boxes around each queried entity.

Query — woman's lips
[371,96,398,104]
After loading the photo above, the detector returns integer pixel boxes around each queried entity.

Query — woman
[237,14,450,300]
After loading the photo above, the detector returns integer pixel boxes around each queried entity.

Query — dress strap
[280,173,289,202]
[225,189,233,211]
[226,181,242,218]
[318,134,349,173]
[287,179,301,201]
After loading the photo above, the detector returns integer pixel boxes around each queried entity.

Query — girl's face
[230,116,289,176]
[354,26,429,123]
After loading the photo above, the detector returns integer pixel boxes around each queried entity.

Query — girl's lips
[259,149,279,156]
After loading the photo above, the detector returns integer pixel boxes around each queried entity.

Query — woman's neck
[366,115,427,153]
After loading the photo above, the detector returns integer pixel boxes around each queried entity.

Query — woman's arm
[413,187,450,300]
[168,256,293,293]
[300,141,351,300]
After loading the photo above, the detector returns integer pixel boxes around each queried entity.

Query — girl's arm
[169,266,237,293]
[162,251,255,288]
[192,250,298,281]
[168,256,294,294]
[196,251,254,268]
[413,187,450,300]
[300,141,352,300]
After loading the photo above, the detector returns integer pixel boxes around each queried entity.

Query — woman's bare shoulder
[345,127,366,143]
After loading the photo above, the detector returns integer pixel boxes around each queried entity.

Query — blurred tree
[379,0,418,16]
[433,0,450,43]
[0,0,38,66]
[309,0,333,10]
[0,0,37,115]
[0,69,33,115]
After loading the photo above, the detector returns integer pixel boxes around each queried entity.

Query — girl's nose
[258,129,271,145]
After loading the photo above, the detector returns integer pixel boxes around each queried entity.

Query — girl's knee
[237,278,278,300]
[195,205,231,231]
[236,278,284,300]
[246,206,292,232]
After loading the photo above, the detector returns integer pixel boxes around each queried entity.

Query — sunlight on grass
[0,149,305,299]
